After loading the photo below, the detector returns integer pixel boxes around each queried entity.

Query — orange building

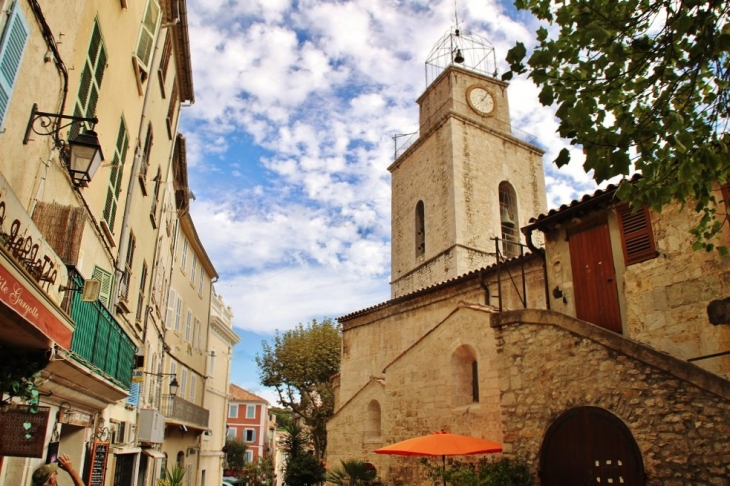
[227,384,270,463]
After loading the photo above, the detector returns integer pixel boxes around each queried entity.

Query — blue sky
[180,0,598,404]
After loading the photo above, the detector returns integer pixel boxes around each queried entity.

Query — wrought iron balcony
[160,395,209,429]
[65,267,135,388]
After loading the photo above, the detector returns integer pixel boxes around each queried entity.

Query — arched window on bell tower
[415,200,425,257]
[499,182,520,258]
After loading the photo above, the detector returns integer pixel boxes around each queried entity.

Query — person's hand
[57,454,74,472]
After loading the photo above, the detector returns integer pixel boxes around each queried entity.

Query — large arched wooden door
[540,407,645,486]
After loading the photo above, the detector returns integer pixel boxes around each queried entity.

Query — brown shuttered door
[568,216,622,333]
[540,407,645,486]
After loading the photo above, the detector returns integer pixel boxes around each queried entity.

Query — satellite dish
[81,279,101,302]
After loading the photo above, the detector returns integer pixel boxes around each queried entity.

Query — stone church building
[326,30,730,485]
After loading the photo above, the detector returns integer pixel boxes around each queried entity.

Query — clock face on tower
[467,86,495,116]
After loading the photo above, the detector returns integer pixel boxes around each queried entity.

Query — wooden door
[540,407,645,486]
[568,216,622,333]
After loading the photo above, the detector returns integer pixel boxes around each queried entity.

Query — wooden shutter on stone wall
[617,204,656,266]
[32,203,86,265]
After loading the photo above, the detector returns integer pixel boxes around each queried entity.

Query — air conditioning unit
[124,422,137,444]
[81,279,101,302]
[138,410,165,444]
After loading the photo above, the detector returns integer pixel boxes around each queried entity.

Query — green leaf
[554,148,571,168]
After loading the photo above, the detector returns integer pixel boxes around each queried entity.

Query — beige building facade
[200,290,239,486]
[0,2,235,486]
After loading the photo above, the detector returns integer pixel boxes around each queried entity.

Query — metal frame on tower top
[424,27,498,88]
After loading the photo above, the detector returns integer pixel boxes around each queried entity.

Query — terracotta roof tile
[229,384,268,404]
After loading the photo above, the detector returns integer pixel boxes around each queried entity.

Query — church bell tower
[389,28,547,298]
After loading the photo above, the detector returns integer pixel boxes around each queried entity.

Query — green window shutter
[92,265,113,308]
[103,118,129,231]
[0,1,30,130]
[71,20,106,140]
[136,0,161,72]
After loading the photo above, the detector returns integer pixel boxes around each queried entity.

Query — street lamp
[144,372,179,398]
[23,103,104,186]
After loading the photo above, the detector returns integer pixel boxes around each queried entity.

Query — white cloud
[183,0,596,337]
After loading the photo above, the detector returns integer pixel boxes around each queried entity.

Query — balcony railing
[160,395,209,429]
[65,267,135,388]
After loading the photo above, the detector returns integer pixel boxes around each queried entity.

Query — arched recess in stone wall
[415,200,425,257]
[450,345,479,407]
[366,400,382,439]
[539,406,645,486]
[498,181,520,257]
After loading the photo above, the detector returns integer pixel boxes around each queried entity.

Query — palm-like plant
[157,465,186,486]
[326,460,382,486]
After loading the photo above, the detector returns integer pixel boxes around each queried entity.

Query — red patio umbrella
[374,431,502,485]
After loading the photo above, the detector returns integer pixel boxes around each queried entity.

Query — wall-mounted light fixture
[144,372,179,397]
[23,103,105,186]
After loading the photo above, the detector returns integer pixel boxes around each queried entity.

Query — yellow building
[0,1,236,485]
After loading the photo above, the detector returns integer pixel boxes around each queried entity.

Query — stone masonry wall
[543,202,730,380]
[337,256,546,407]
[329,305,504,486]
[494,309,730,485]
[624,202,730,379]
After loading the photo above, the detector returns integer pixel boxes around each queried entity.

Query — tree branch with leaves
[505,0,730,251]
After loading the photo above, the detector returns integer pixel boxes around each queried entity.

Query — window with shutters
[195,319,202,350]
[92,265,113,309]
[181,239,188,271]
[175,296,182,331]
[70,20,106,141]
[180,367,187,399]
[158,32,172,97]
[185,309,191,342]
[102,118,130,234]
[139,123,153,193]
[170,361,176,383]
[198,269,204,294]
[135,0,161,79]
[190,375,197,403]
[0,1,30,131]
[165,287,176,329]
[166,80,178,139]
[190,254,197,284]
[617,204,656,266]
[151,167,161,228]
[120,233,136,303]
[136,262,147,322]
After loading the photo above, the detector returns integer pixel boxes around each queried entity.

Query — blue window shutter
[126,382,141,406]
[0,1,30,130]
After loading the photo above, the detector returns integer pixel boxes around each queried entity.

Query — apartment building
[226,385,269,464]
[200,291,239,486]
[0,1,235,486]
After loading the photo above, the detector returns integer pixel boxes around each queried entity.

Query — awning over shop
[0,249,73,350]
